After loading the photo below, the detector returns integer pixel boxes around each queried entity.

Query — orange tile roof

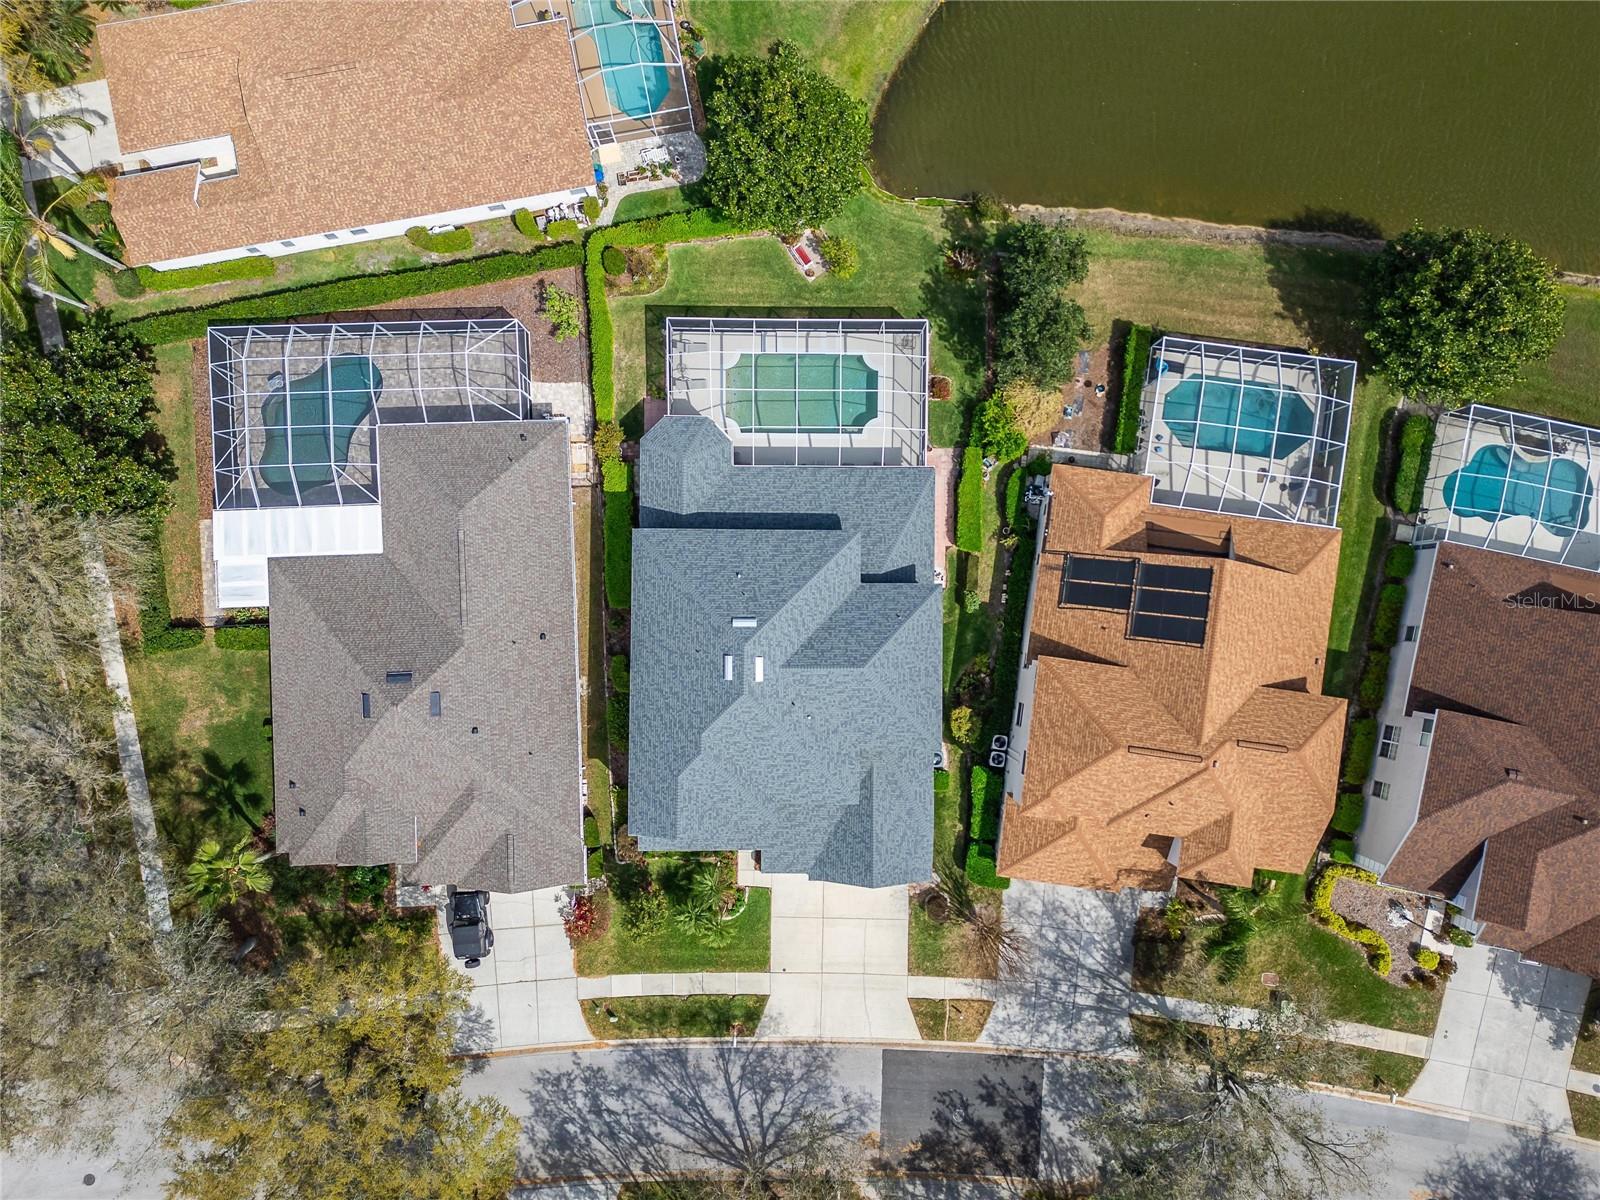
[97,1,592,265]
[998,465,1346,892]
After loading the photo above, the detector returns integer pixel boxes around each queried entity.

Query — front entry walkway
[1409,941,1589,1129]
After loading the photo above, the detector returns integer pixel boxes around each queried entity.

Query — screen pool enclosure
[665,317,929,466]
[209,319,531,510]
[1416,404,1600,572]
[1135,335,1354,527]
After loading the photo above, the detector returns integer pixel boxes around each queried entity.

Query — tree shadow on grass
[1260,217,1375,363]
[919,206,990,440]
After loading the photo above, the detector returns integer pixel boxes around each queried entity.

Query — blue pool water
[1161,375,1315,459]
[1441,443,1594,536]
[572,0,671,119]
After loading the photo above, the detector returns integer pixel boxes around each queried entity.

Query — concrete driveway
[1410,941,1591,1128]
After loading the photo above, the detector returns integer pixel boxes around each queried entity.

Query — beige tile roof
[98,0,592,265]
[999,465,1346,892]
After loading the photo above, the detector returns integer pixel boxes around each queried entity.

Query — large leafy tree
[1088,998,1380,1200]
[701,41,871,232]
[1,506,258,1155]
[163,927,520,1200]
[1362,225,1565,408]
[0,311,171,515]
[994,219,1092,388]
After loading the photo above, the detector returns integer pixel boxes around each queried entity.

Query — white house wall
[1355,543,1441,874]
[145,183,596,272]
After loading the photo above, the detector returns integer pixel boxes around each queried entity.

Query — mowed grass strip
[909,998,993,1042]
[581,994,768,1040]
[151,343,205,620]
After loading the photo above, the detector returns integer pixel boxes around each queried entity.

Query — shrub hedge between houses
[965,841,1009,890]
[1342,717,1378,786]
[602,458,633,610]
[955,444,985,553]
[513,209,543,239]
[1370,583,1407,649]
[1330,789,1366,836]
[1113,323,1153,454]
[1358,650,1391,711]
[1393,413,1435,514]
[969,765,1001,843]
[1384,543,1416,580]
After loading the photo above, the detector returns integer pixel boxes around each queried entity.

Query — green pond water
[871,2,1600,272]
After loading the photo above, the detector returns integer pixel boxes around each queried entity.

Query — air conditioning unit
[991,735,1010,752]
[988,751,1008,770]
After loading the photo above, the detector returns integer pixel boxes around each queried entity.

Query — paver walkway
[1410,941,1588,1130]
[445,887,588,1051]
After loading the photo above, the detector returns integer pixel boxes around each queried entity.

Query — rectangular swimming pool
[724,352,879,432]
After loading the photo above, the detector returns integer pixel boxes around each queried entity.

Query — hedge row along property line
[966,764,1006,890]
[583,207,750,423]
[1310,863,1393,976]
[121,242,585,345]
[601,458,633,611]
[1392,412,1435,515]
[1113,323,1154,455]
[954,444,984,553]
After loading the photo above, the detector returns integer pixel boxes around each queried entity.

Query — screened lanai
[1416,405,1600,572]
[665,317,929,466]
[1135,335,1354,527]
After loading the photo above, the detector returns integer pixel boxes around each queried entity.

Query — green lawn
[150,343,205,619]
[573,882,772,977]
[1135,872,1443,1036]
[604,192,984,443]
[910,998,993,1042]
[612,187,694,223]
[1572,1091,1600,1142]
[581,994,767,1039]
[686,0,936,106]
[1513,286,1600,425]
[1574,984,1600,1074]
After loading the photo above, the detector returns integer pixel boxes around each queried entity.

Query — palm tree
[674,896,733,948]
[1,0,98,89]
[183,836,272,913]
[0,132,119,326]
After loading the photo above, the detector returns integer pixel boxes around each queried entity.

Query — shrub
[818,234,859,280]
[1310,864,1391,974]
[955,444,985,553]
[584,209,750,422]
[546,218,581,242]
[965,840,1009,890]
[545,285,582,341]
[601,460,633,609]
[583,814,602,848]
[1446,925,1475,948]
[405,225,473,254]
[600,245,627,275]
[1342,717,1378,785]
[1330,790,1366,836]
[135,255,275,292]
[341,865,390,905]
[1358,650,1391,711]
[948,706,978,747]
[1415,947,1441,972]
[562,892,606,941]
[1384,543,1416,580]
[1370,583,1407,649]
[581,195,602,221]
[606,693,629,749]
[619,887,669,935]
[969,192,1010,225]
[593,420,623,461]
[930,375,952,401]
[139,553,203,653]
[587,847,605,878]
[987,534,1036,753]
[610,653,630,694]
[1113,324,1154,454]
[111,269,148,298]
[1392,413,1435,513]
[124,244,583,344]
[513,209,542,238]
[1003,469,1026,533]
[214,623,269,650]
[1329,837,1355,864]
[975,391,1027,463]
[969,765,1001,842]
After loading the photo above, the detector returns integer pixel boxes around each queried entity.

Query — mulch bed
[1330,877,1430,986]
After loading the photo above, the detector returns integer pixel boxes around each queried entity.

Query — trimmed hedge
[1358,650,1391,711]
[137,255,275,292]
[546,218,581,242]
[955,444,984,553]
[606,693,629,747]
[601,244,627,275]
[1384,543,1416,580]
[1393,413,1435,514]
[513,209,542,239]
[969,765,1001,843]
[1310,864,1391,975]
[965,841,1009,890]
[122,243,584,344]
[406,225,473,254]
[214,623,269,650]
[584,208,750,422]
[1370,583,1407,649]
[601,458,633,610]
[140,570,202,653]
[1329,837,1356,864]
[1003,468,1026,533]
[1342,717,1378,786]
[587,847,605,878]
[582,196,602,221]
[1330,789,1366,836]
[610,653,631,694]
[1113,323,1153,454]
[583,814,602,848]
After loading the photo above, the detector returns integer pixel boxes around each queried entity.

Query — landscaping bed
[581,995,767,1040]
[909,998,993,1042]
[1327,875,1445,987]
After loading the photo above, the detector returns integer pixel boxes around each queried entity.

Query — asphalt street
[6,1042,1599,1198]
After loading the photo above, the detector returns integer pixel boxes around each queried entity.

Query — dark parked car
[447,887,493,967]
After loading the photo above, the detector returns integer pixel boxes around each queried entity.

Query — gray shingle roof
[629,416,940,887]
[269,421,584,892]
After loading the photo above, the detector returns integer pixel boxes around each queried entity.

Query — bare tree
[924,852,1027,977]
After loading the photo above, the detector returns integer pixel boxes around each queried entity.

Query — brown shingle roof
[1383,545,1600,976]
[98,1,592,265]
[999,465,1346,892]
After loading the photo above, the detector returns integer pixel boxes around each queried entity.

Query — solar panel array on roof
[1128,562,1213,646]
[1060,554,1137,611]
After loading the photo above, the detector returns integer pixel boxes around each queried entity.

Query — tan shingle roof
[1383,545,1600,976]
[98,0,592,265]
[999,465,1345,892]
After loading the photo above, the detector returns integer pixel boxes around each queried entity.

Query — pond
[871,1,1600,272]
